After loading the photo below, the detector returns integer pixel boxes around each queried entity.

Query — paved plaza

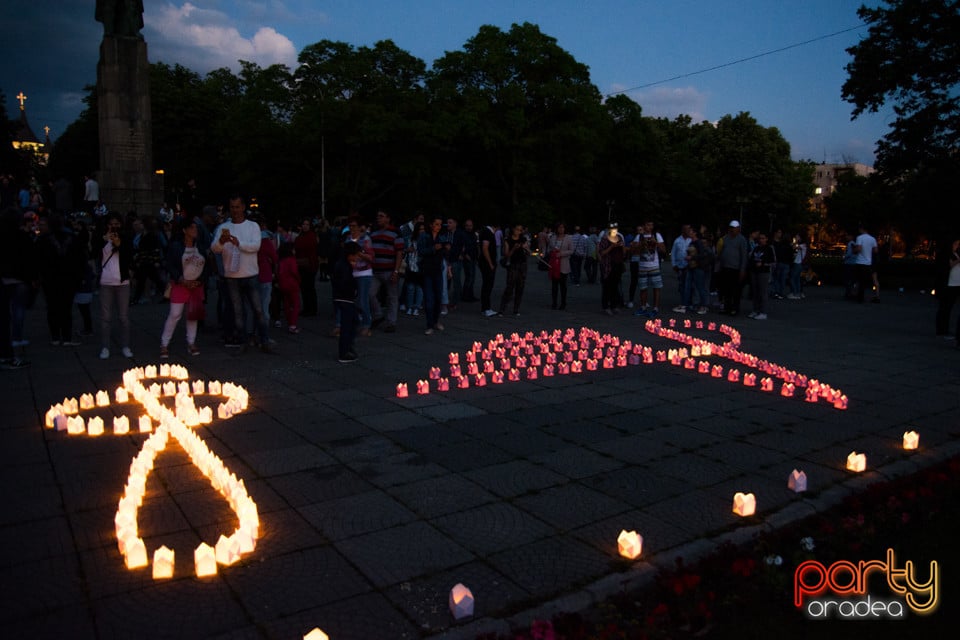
[2,272,958,639]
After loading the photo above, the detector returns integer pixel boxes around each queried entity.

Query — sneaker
[747,311,758,319]
[406,308,414,316]
[50,340,62,346]
[482,309,498,317]
[338,352,358,363]
[633,309,647,317]
[435,323,444,331]
[626,302,634,308]
[62,340,82,347]
[424,328,434,335]
[359,328,372,337]
[672,305,687,313]
[440,306,449,316]
[648,308,659,317]
[412,308,420,317]
[786,293,801,300]
[754,313,768,320]
[399,304,407,312]
[11,339,28,347]
[122,347,134,358]
[160,346,170,359]
[604,309,614,316]
[288,326,300,334]
[696,307,708,315]
[99,348,110,360]
[274,320,282,328]
[188,344,200,356]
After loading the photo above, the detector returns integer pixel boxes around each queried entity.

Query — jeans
[422,270,444,329]
[570,254,583,285]
[370,271,400,326]
[355,274,373,328]
[790,263,804,296]
[584,257,598,284]
[335,300,357,358]
[500,264,528,314]
[226,275,268,344]
[99,282,131,349]
[7,282,31,341]
[750,271,769,313]
[628,262,639,301]
[771,263,789,297]
[450,260,463,305]
[480,264,496,311]
[247,282,273,335]
[935,286,960,337]
[601,264,624,309]
[551,273,568,308]
[461,258,477,300]
[404,274,423,310]
[718,268,743,314]
[683,269,708,308]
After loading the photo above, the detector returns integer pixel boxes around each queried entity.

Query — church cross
[16,91,27,110]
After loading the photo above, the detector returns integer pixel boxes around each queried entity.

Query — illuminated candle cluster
[44,365,259,579]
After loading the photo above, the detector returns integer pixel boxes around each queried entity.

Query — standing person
[770,229,793,299]
[447,217,465,309]
[332,243,361,363]
[670,224,692,309]
[549,222,574,310]
[277,243,301,333]
[97,213,134,358]
[598,222,626,315]
[343,215,375,337]
[570,226,586,286]
[83,174,99,215]
[584,227,599,284]
[498,223,530,316]
[316,218,333,281]
[747,231,775,320]
[460,218,479,302]
[418,216,449,335]
[369,210,405,332]
[934,237,960,344]
[159,219,206,357]
[479,222,499,317]
[683,227,712,315]
[0,209,30,369]
[631,220,665,316]
[789,233,809,300]
[37,214,85,347]
[842,231,859,299]
[211,195,271,351]
[716,220,749,316]
[403,221,425,316]
[256,223,279,329]
[293,218,319,316]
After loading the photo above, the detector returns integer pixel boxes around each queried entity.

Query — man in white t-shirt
[631,220,666,316]
[211,195,271,349]
[853,223,879,303]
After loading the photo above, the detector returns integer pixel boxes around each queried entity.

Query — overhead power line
[607,24,867,97]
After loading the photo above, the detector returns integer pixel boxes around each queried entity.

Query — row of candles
[395,325,847,410]
[44,364,259,579]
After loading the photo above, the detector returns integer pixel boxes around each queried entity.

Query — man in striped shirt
[369,210,406,333]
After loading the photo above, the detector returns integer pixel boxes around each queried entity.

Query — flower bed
[482,455,959,639]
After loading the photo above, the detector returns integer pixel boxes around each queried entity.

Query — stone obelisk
[96,0,157,218]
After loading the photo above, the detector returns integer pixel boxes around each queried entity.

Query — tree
[428,22,605,226]
[842,0,960,237]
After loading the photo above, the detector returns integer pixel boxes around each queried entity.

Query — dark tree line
[45,22,815,233]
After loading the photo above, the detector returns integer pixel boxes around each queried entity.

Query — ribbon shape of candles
[43,364,259,579]
[396,325,847,411]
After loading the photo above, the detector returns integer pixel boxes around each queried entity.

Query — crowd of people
[1,174,958,368]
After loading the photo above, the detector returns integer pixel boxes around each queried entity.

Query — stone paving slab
[2,271,959,639]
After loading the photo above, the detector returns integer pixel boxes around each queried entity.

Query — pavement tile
[0,515,75,566]
[486,536,612,598]
[513,484,631,530]
[3,605,98,640]
[585,434,681,465]
[571,508,690,557]
[644,452,745,486]
[0,554,86,620]
[261,591,420,640]
[528,445,626,479]
[350,452,449,488]
[382,560,531,634]
[356,409,434,432]
[641,489,737,536]
[224,508,327,559]
[388,423,475,450]
[265,466,373,508]
[94,578,250,640]
[335,522,474,588]
[420,440,516,472]
[463,460,567,498]
[700,439,792,471]
[297,490,418,541]
[387,474,497,518]
[227,546,372,620]
[240,444,338,477]
[430,502,557,556]
[581,465,691,508]
[543,420,627,445]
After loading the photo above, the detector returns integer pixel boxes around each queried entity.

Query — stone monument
[96,0,158,218]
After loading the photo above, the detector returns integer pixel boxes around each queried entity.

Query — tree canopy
[40,22,818,237]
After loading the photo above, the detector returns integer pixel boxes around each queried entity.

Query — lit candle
[617,529,643,560]
[902,430,919,450]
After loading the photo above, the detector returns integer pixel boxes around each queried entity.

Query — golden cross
[44,126,50,137]
[16,91,26,110]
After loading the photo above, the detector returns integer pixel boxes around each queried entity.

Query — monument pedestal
[97,36,158,218]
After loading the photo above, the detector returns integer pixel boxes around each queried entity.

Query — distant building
[811,162,874,213]
[11,91,48,166]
